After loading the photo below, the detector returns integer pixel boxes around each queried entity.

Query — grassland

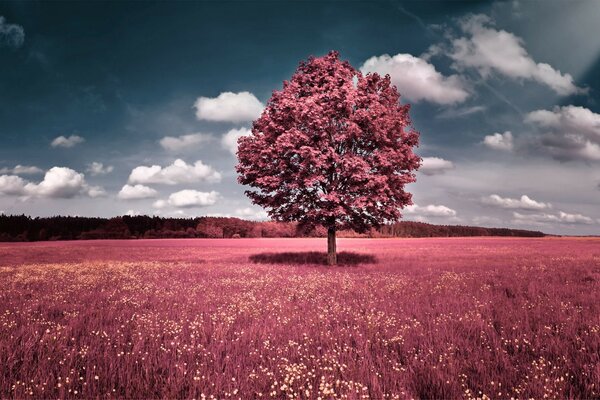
[1,237,599,399]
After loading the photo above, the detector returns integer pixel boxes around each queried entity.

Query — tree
[237,50,421,264]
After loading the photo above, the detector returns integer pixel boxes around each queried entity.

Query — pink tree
[237,51,420,265]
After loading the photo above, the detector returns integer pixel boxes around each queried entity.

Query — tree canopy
[237,51,421,234]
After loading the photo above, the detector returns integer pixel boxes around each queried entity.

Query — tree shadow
[249,251,377,266]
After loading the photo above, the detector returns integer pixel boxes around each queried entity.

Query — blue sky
[1,0,599,234]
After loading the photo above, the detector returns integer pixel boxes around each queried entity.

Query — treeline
[0,214,545,242]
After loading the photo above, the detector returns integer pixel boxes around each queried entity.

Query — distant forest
[0,214,545,242]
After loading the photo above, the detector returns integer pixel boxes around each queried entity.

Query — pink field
[1,237,599,399]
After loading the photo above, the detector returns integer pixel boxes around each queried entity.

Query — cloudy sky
[1,1,599,235]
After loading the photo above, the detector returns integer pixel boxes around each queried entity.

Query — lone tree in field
[237,51,420,265]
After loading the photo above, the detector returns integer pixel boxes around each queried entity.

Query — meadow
[1,237,599,399]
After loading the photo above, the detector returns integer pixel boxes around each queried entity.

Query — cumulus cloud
[167,190,219,208]
[235,207,269,221]
[128,159,221,185]
[360,53,469,104]
[152,199,168,209]
[0,165,43,175]
[420,157,455,176]
[194,92,264,123]
[117,184,158,200]
[404,204,457,217]
[86,186,107,198]
[159,133,212,152]
[0,167,103,199]
[513,211,594,225]
[447,14,584,95]
[51,135,85,148]
[482,131,514,151]
[222,127,252,156]
[0,175,28,195]
[86,162,114,176]
[482,194,550,210]
[29,167,97,198]
[0,16,24,48]
[525,106,600,162]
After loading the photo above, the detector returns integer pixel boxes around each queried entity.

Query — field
[1,237,599,399]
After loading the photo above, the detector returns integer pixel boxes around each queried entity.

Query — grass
[1,237,599,399]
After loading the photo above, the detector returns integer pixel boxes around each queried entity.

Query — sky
[1,0,600,235]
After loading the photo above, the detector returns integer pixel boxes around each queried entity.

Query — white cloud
[360,53,469,104]
[0,167,103,199]
[222,127,252,156]
[86,162,114,176]
[525,106,600,162]
[420,157,455,176]
[159,133,212,152]
[404,204,457,217]
[152,199,168,209]
[0,175,28,195]
[125,210,141,216]
[117,184,158,200]
[128,159,221,185]
[27,167,87,198]
[235,207,269,220]
[86,186,107,198]
[513,211,594,225]
[0,165,43,175]
[482,131,514,151]
[194,91,264,123]
[482,194,550,210]
[448,14,584,95]
[437,105,486,119]
[0,16,24,48]
[167,190,219,208]
[51,135,85,148]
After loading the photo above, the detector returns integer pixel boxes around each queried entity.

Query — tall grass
[1,237,599,398]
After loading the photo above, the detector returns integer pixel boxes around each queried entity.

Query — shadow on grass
[249,251,377,266]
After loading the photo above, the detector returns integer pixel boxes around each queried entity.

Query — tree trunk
[327,226,337,266]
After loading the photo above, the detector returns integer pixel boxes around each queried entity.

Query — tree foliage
[236,51,421,233]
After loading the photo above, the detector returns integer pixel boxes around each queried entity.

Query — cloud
[482,131,514,151]
[420,157,455,176]
[159,133,212,152]
[194,92,264,123]
[222,127,252,156]
[51,135,85,148]
[167,190,219,208]
[128,159,221,185]
[360,53,469,104]
[0,167,103,199]
[447,14,584,95]
[437,105,486,119]
[152,199,168,209]
[0,16,24,48]
[0,165,43,175]
[512,211,594,225]
[525,106,600,162]
[117,184,158,200]
[28,167,97,198]
[0,175,28,195]
[482,194,550,210]
[404,204,457,217]
[125,210,141,216]
[86,186,107,198]
[235,207,269,220]
[86,162,114,176]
